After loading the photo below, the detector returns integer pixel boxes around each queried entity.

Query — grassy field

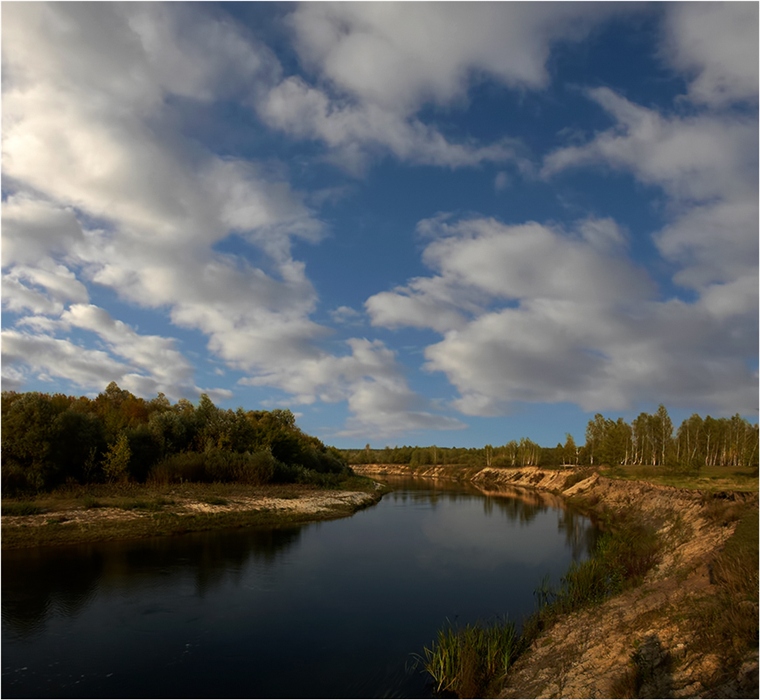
[598,464,758,493]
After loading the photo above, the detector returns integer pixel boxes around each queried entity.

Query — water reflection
[2,480,598,699]
[2,527,302,638]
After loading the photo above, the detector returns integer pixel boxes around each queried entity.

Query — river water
[2,478,597,698]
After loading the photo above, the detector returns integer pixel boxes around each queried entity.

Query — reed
[420,618,518,698]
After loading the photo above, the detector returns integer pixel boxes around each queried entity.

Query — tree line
[342,405,758,471]
[1,383,349,494]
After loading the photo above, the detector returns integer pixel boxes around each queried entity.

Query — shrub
[149,452,207,484]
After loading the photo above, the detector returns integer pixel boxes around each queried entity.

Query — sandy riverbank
[1,482,384,549]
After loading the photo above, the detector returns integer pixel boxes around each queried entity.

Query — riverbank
[1,478,385,549]
[353,464,759,698]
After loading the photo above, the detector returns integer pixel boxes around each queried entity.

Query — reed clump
[420,618,519,698]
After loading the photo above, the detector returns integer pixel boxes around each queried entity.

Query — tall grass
[419,618,518,698]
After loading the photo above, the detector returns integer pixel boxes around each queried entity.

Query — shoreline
[1,481,385,550]
[353,464,759,698]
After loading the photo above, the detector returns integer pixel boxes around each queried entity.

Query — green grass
[599,464,758,492]
[418,618,519,698]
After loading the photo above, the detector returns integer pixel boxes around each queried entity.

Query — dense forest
[342,404,759,471]
[1,383,349,494]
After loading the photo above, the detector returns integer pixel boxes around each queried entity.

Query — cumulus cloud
[1,2,461,435]
[363,3,757,420]
[367,212,756,416]
[255,2,630,172]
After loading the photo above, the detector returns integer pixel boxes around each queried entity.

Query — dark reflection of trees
[1,526,303,637]
[2,546,104,638]
[557,509,599,559]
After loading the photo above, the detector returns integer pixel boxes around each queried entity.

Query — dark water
[2,478,597,698]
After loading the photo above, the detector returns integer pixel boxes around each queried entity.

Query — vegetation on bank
[419,509,665,697]
[1,476,382,549]
[342,404,758,473]
[2,384,350,496]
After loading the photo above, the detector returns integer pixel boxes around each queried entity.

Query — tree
[1,392,61,490]
[102,432,131,482]
[564,434,578,466]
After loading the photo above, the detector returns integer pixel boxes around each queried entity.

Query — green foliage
[2,385,350,494]
[102,433,132,482]
[419,618,519,698]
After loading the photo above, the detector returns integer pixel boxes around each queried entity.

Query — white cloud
[287,3,624,114]
[2,329,134,391]
[543,88,757,204]
[542,87,758,306]
[367,216,651,333]
[255,2,631,172]
[258,76,524,173]
[367,213,757,416]
[2,2,462,436]
[663,2,759,107]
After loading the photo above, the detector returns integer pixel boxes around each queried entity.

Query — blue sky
[2,2,758,449]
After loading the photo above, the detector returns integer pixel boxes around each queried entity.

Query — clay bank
[353,464,759,699]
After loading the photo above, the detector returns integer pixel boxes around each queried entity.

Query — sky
[2,1,758,449]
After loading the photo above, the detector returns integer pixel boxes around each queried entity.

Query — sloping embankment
[352,464,759,698]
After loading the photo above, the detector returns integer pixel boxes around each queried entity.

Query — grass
[599,464,758,493]
[689,507,759,683]
[1,501,44,516]
[418,618,519,698]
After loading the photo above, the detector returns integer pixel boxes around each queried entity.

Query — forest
[3,385,757,497]
[1,383,349,495]
[342,404,759,471]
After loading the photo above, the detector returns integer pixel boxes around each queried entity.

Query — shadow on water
[2,526,303,638]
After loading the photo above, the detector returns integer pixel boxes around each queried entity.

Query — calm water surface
[2,478,597,698]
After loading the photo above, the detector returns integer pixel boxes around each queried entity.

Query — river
[2,477,597,698]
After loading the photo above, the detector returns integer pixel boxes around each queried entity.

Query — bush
[148,449,278,485]
[149,452,207,484]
